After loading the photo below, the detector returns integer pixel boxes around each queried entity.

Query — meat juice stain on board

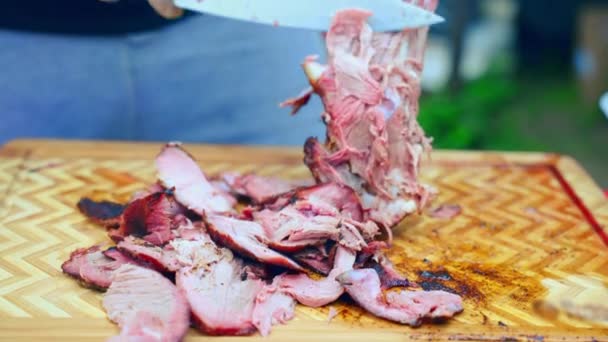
[361,219,547,327]
[300,235,547,330]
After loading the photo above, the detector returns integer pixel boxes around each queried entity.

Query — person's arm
[99,0,183,19]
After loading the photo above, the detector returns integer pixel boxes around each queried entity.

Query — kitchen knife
[600,92,608,119]
[173,0,444,31]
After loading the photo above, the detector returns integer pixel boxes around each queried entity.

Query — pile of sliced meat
[62,5,463,341]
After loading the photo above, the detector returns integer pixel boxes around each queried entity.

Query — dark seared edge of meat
[77,198,125,229]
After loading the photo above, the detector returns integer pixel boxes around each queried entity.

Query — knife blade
[173,0,444,32]
[600,92,608,119]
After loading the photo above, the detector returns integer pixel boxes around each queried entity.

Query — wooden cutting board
[0,139,607,342]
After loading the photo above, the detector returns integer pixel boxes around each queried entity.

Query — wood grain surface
[0,139,607,342]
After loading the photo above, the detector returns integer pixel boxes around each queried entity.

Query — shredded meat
[252,183,377,252]
[288,3,439,228]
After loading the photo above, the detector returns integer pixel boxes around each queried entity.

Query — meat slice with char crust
[61,245,139,290]
[337,268,463,326]
[277,246,355,307]
[287,4,439,228]
[77,198,125,229]
[103,264,190,342]
[114,191,184,245]
[291,243,336,275]
[156,142,234,215]
[117,236,181,273]
[355,244,412,289]
[205,214,304,271]
[221,172,314,204]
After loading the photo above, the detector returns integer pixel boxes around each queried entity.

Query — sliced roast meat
[265,183,364,222]
[77,198,125,229]
[115,191,184,245]
[241,260,272,281]
[252,182,375,252]
[170,233,228,268]
[252,278,296,336]
[117,236,181,273]
[255,207,369,253]
[107,311,173,342]
[209,179,239,208]
[103,264,190,342]
[222,172,314,204]
[61,245,139,290]
[156,142,234,215]
[177,247,264,336]
[288,6,439,228]
[253,207,341,252]
[173,230,283,336]
[353,243,410,289]
[291,244,336,276]
[117,226,218,273]
[366,253,411,289]
[277,246,355,307]
[297,183,365,222]
[205,214,303,271]
[337,269,463,326]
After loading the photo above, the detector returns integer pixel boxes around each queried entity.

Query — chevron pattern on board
[0,155,606,334]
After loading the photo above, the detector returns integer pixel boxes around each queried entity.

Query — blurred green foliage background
[419,71,607,187]
[416,0,608,187]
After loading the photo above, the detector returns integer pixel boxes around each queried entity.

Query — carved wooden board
[0,139,607,342]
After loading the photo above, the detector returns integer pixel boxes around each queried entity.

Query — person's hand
[99,0,183,19]
[146,0,183,19]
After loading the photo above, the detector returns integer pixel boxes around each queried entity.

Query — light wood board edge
[0,318,606,342]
